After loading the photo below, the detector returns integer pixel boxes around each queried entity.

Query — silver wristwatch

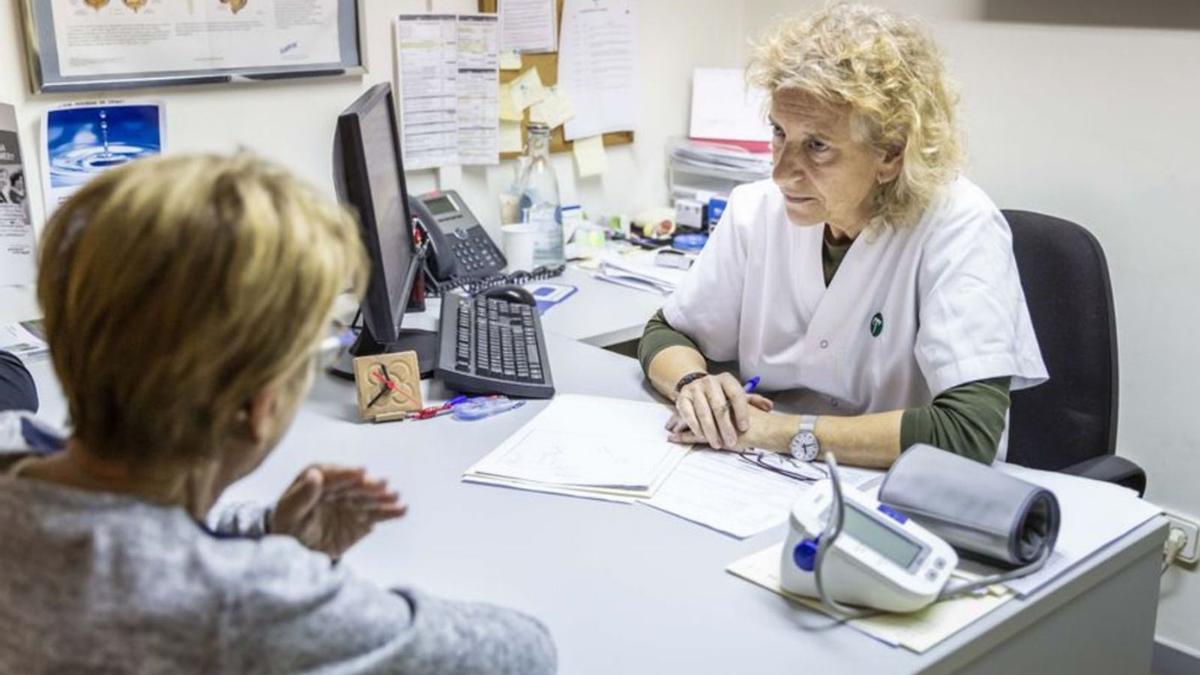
[788,415,820,462]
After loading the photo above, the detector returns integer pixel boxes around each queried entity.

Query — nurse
[639,5,1047,468]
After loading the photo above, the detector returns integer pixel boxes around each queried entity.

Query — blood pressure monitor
[780,480,958,613]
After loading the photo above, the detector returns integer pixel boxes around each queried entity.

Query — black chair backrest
[1003,210,1119,471]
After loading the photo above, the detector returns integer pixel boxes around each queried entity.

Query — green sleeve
[638,309,700,375]
[900,378,1012,464]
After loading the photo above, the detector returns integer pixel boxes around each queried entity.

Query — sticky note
[510,68,548,111]
[573,135,607,178]
[529,87,575,129]
[498,83,523,122]
[500,50,523,71]
[500,121,524,154]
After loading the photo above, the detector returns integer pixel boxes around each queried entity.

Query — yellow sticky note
[500,50,522,71]
[529,87,575,129]
[500,121,524,154]
[573,135,607,178]
[498,83,523,122]
[510,68,548,111]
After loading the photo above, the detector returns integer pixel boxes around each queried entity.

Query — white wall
[746,0,1200,658]
[0,0,743,318]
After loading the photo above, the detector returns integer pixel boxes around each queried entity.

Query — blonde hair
[37,153,367,465]
[748,4,962,226]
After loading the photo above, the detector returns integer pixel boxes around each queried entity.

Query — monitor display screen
[844,504,923,569]
[423,195,457,216]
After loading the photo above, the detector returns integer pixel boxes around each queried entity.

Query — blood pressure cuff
[878,444,1060,568]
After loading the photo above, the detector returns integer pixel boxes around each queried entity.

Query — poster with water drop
[0,103,35,287]
[40,101,164,218]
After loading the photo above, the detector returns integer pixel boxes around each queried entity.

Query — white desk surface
[537,265,667,347]
[21,328,1167,675]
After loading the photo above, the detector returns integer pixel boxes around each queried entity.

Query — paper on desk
[499,120,524,154]
[641,450,806,538]
[727,544,1013,653]
[558,0,636,140]
[509,68,549,111]
[464,394,690,498]
[499,0,557,54]
[572,135,607,178]
[591,251,688,295]
[529,87,575,129]
[0,320,47,360]
[985,463,1163,597]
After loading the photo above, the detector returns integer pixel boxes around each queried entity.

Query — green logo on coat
[870,312,884,337]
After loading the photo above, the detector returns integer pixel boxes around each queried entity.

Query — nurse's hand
[668,402,773,450]
[669,373,774,449]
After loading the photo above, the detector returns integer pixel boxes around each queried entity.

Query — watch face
[792,432,819,461]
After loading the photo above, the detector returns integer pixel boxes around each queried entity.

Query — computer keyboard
[435,286,555,399]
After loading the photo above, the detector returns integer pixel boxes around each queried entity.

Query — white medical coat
[662,177,1048,460]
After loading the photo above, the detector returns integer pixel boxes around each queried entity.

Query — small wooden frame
[353,351,423,421]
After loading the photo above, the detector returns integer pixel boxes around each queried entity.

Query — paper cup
[501,223,538,272]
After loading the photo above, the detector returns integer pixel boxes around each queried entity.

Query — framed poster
[19,0,365,93]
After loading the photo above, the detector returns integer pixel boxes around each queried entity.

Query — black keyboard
[435,286,555,399]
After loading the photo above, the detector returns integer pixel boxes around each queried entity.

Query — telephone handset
[409,190,506,283]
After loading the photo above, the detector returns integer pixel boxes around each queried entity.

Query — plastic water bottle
[517,123,564,266]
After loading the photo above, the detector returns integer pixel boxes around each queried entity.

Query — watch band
[674,371,709,393]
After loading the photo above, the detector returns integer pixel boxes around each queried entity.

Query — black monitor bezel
[334,82,417,345]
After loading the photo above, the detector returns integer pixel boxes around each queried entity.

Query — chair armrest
[1060,455,1146,497]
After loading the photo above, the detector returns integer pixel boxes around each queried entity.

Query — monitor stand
[328,325,439,381]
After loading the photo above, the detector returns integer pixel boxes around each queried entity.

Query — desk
[538,265,667,347]
[22,329,1167,674]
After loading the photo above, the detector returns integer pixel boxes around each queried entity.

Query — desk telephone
[410,190,506,284]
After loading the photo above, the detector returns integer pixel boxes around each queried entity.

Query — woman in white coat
[640,5,1047,468]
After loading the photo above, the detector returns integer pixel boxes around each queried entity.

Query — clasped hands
[269,464,407,559]
[667,372,775,450]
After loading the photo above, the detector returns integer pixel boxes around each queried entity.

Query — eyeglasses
[736,450,828,483]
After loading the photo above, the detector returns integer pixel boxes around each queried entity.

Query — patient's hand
[270,465,407,558]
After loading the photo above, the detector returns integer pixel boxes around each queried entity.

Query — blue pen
[744,376,761,394]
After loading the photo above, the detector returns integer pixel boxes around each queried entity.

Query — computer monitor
[330,82,438,379]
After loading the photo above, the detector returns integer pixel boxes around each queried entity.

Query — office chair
[1002,210,1146,496]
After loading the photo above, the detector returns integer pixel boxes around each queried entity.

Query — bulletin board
[479,0,634,158]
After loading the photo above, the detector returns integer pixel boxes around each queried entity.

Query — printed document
[558,0,635,140]
[499,0,557,54]
[0,104,34,287]
[48,0,341,78]
[645,451,882,538]
[727,544,1012,653]
[396,14,500,169]
[464,394,689,499]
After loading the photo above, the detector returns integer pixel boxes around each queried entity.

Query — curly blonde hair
[748,4,962,226]
[38,153,367,465]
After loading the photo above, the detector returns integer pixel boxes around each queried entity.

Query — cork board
[479,0,634,158]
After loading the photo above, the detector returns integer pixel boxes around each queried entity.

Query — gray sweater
[0,461,556,674]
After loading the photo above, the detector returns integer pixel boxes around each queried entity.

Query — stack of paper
[592,252,688,296]
[669,137,773,182]
[727,544,1013,653]
[463,394,690,502]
